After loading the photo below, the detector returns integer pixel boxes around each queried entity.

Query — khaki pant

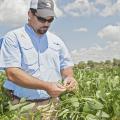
[6,90,58,120]
[10,97,59,120]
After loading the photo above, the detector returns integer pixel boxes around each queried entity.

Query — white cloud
[63,0,120,17]
[64,0,97,17]
[74,27,88,32]
[71,44,104,63]
[71,24,120,63]
[0,0,63,27]
[99,0,120,17]
[0,0,29,26]
[97,25,120,41]
[95,0,112,6]
[71,43,120,63]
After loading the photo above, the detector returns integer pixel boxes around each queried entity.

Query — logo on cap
[46,2,52,8]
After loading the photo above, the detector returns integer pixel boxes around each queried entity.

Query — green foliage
[57,67,120,120]
[0,65,120,120]
[0,72,9,115]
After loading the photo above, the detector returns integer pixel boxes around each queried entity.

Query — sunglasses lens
[48,18,54,23]
[37,17,46,22]
[36,16,54,23]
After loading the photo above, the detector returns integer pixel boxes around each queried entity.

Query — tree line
[75,58,120,69]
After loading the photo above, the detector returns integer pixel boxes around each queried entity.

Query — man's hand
[46,82,66,97]
[63,77,78,91]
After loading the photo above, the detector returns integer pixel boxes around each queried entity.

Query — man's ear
[28,10,32,19]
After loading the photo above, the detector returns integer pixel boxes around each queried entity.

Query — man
[0,0,77,119]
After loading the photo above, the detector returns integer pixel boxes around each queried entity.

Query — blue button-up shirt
[0,24,74,100]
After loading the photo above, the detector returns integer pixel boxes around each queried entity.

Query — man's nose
[44,21,50,26]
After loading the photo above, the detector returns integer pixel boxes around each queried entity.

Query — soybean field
[0,62,120,120]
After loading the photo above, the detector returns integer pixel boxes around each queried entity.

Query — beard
[36,27,49,35]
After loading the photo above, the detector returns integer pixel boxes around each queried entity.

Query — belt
[6,89,51,102]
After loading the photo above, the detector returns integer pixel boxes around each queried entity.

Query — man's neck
[27,23,45,37]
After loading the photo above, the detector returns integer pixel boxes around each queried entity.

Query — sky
[0,0,120,63]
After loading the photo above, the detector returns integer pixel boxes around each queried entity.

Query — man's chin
[37,30,48,35]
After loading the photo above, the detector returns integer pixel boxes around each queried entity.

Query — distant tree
[105,60,111,65]
[87,60,95,68]
[113,58,120,66]
[78,61,86,69]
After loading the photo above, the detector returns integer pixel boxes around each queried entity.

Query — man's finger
[56,83,66,90]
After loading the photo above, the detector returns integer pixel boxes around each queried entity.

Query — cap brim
[36,9,55,18]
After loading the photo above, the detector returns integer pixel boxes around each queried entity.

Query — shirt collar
[25,24,45,39]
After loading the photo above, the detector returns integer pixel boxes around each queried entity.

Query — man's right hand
[46,82,66,97]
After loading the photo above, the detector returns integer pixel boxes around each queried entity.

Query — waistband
[6,89,51,102]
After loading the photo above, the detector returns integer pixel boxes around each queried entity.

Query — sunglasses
[34,15,54,23]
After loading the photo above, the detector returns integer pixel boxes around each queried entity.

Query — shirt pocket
[21,46,38,74]
[22,47,37,65]
[48,44,61,55]
[46,44,61,69]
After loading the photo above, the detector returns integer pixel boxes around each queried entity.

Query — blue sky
[0,0,120,63]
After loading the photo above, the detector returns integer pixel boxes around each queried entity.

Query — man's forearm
[5,67,49,90]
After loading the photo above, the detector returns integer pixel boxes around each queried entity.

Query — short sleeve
[0,32,21,69]
[59,41,74,70]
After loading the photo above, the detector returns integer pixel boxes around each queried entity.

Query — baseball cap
[30,0,55,18]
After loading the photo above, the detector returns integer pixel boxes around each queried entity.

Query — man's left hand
[63,77,78,91]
